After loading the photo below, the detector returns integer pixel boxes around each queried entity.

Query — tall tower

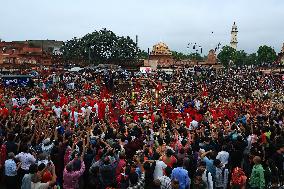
[230,22,238,50]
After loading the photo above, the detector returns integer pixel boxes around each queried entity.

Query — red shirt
[1,108,9,117]
[185,116,193,127]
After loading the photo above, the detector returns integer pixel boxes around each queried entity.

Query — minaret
[230,22,238,50]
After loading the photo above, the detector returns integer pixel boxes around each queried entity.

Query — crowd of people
[0,65,283,189]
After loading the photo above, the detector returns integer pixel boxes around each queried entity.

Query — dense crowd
[0,66,283,189]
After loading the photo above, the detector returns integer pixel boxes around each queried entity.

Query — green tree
[171,51,203,62]
[245,53,258,65]
[115,36,140,63]
[138,50,148,59]
[234,50,247,66]
[171,51,189,61]
[188,52,203,61]
[217,46,236,67]
[61,37,85,65]
[257,45,277,65]
[61,28,141,66]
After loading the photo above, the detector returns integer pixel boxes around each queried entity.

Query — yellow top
[151,42,172,55]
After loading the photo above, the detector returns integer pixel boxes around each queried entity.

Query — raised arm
[48,163,57,187]
[72,155,86,178]
[201,150,212,159]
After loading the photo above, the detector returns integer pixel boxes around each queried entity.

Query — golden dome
[151,42,172,55]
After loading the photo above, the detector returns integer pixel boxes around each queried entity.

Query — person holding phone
[63,143,86,189]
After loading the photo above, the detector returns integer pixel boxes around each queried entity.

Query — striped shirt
[127,173,145,189]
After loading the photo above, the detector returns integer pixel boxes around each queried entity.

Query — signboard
[2,75,33,87]
[140,67,152,73]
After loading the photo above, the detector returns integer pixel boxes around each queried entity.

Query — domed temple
[143,42,220,70]
[151,42,172,56]
[148,42,174,67]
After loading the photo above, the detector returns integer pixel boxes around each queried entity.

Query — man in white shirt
[216,145,229,165]
[53,105,62,119]
[195,98,201,110]
[16,146,37,185]
[20,96,27,106]
[16,151,36,172]
[93,103,99,117]
[70,109,80,126]
[5,152,21,189]
[81,106,86,117]
[153,154,167,180]
[11,97,19,107]
[189,116,199,130]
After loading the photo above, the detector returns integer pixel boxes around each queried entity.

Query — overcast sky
[1,0,283,54]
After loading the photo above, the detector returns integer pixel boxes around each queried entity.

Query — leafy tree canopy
[61,28,141,66]
[257,45,277,65]
[217,46,236,67]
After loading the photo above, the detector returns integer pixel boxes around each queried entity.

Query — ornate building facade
[148,42,174,67]
[143,42,221,69]
[0,40,63,68]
